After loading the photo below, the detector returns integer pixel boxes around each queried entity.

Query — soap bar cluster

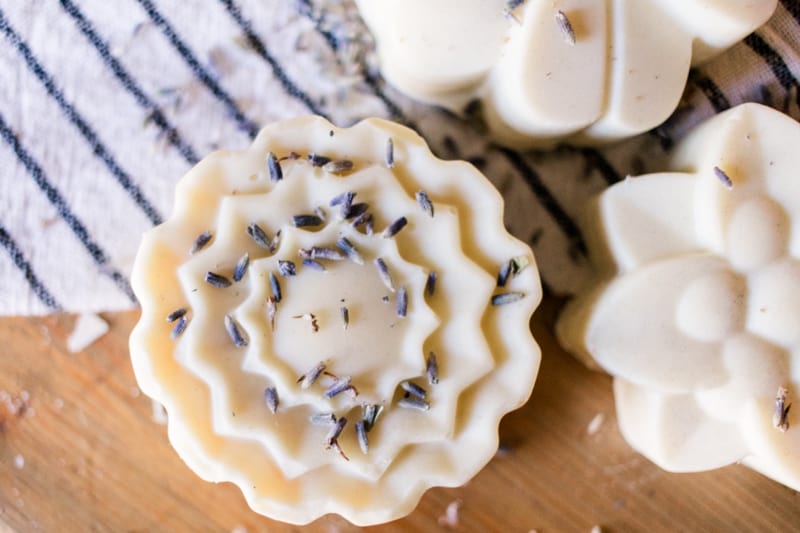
[356,0,776,147]
[558,104,800,491]
[129,116,541,525]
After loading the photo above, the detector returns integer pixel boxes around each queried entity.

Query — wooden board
[1,297,799,532]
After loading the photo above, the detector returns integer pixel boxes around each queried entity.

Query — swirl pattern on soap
[355,0,776,147]
[129,117,541,525]
[557,104,800,490]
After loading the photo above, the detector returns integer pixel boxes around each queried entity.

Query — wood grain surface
[1,297,798,532]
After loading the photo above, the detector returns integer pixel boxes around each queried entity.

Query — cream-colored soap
[355,0,777,148]
[129,116,541,525]
[557,103,800,489]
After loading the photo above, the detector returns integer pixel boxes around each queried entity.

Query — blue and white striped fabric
[1,0,799,315]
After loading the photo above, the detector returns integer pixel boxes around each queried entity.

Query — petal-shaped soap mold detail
[129,116,542,525]
[355,0,777,147]
[614,379,750,472]
[583,254,740,391]
[557,104,800,491]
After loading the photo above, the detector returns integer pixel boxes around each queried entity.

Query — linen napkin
[1,0,798,315]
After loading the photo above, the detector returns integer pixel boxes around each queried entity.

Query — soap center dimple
[272,256,413,398]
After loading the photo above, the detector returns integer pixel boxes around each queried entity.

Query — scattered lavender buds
[170,316,188,339]
[492,292,526,306]
[352,212,374,235]
[266,296,277,330]
[247,222,272,249]
[340,306,349,329]
[426,271,437,297]
[713,166,733,189]
[224,315,248,347]
[385,138,394,168]
[267,152,282,182]
[277,260,297,277]
[166,307,187,323]
[205,271,231,288]
[336,236,364,264]
[355,420,369,454]
[398,397,430,411]
[269,230,282,252]
[427,352,439,385]
[264,386,279,414]
[233,252,250,282]
[190,231,213,254]
[362,404,383,432]
[397,287,408,318]
[269,272,282,302]
[401,381,427,399]
[774,387,791,432]
[374,258,395,292]
[416,190,434,217]
[325,376,353,398]
[323,159,354,174]
[297,362,327,389]
[293,214,324,228]
[292,313,319,333]
[299,246,345,261]
[302,259,326,272]
[382,216,408,238]
[308,153,331,167]
[555,10,576,45]
[497,260,513,287]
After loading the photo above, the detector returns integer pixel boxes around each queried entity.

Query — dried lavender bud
[302,259,326,272]
[774,387,791,432]
[416,190,434,217]
[292,214,324,228]
[397,287,408,318]
[299,247,346,261]
[166,307,187,323]
[374,258,395,292]
[426,271,437,297]
[298,362,326,389]
[190,231,213,254]
[426,352,439,385]
[264,386,279,414]
[555,10,576,45]
[277,260,296,277]
[398,397,430,411]
[233,252,250,282]
[362,404,383,432]
[267,152,282,182]
[205,271,231,288]
[247,223,272,249]
[269,272,282,302]
[336,236,364,264]
[491,292,525,306]
[385,138,394,168]
[714,166,733,189]
[308,153,331,167]
[401,380,426,399]
[497,260,513,288]
[340,306,349,330]
[355,420,369,454]
[325,376,353,398]
[310,412,337,425]
[323,159,354,174]
[224,315,248,347]
[330,190,355,208]
[382,216,408,238]
[170,316,188,339]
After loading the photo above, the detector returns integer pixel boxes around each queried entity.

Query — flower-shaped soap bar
[129,116,541,525]
[355,0,776,147]
[557,103,800,489]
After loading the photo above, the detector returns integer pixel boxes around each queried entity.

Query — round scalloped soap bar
[129,116,541,525]
[355,0,776,148]
[557,103,800,490]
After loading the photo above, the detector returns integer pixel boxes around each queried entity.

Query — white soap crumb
[591,526,603,533]
[53,398,64,410]
[587,413,605,436]
[230,526,248,533]
[151,400,168,425]
[67,314,110,353]
[14,455,24,469]
[437,499,462,528]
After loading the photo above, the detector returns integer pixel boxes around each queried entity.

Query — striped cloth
[1,0,799,316]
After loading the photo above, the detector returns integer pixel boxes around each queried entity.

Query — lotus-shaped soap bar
[356,0,776,147]
[129,116,541,525]
[558,103,800,490]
